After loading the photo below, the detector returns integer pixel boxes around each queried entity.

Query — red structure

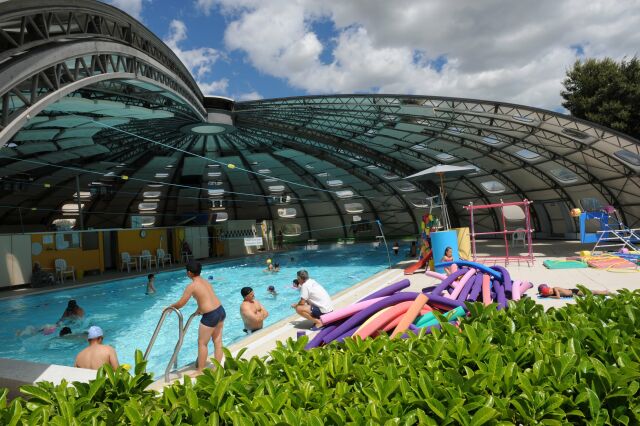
[464,199,534,265]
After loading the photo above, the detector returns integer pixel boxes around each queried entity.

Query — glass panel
[515,149,540,160]
[277,207,297,218]
[549,168,578,183]
[614,149,640,166]
[344,202,364,213]
[282,223,302,236]
[138,202,157,211]
[480,180,506,194]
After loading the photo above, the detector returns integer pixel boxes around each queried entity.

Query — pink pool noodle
[447,268,476,300]
[320,296,387,325]
[482,274,492,305]
[520,281,533,294]
[431,268,468,296]
[357,279,410,302]
[425,270,447,280]
[511,280,522,301]
[391,294,429,338]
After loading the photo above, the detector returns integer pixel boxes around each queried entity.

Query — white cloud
[106,0,147,20]
[236,91,263,101]
[195,0,217,15]
[199,79,229,96]
[215,0,640,109]
[164,20,221,80]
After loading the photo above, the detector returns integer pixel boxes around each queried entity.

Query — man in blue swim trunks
[170,261,225,375]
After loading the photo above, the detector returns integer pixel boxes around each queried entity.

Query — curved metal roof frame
[0,0,638,237]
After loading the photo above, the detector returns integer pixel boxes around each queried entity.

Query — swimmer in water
[267,285,278,296]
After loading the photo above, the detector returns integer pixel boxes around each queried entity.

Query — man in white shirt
[291,269,333,328]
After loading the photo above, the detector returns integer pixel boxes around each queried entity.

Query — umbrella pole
[439,173,450,230]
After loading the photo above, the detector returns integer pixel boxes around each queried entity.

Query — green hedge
[2,288,640,425]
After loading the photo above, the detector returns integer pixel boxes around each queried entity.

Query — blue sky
[104,0,640,109]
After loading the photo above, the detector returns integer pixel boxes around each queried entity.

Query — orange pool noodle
[353,301,413,339]
[391,293,429,338]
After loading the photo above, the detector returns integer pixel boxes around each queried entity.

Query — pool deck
[0,239,637,394]
[147,239,638,390]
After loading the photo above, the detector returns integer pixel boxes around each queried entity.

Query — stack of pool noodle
[305,260,534,349]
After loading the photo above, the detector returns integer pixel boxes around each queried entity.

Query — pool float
[322,292,419,343]
[519,281,533,294]
[458,271,480,302]
[354,302,413,339]
[431,268,468,297]
[435,261,502,279]
[467,273,483,301]
[357,279,410,302]
[446,268,476,300]
[425,270,447,280]
[390,294,429,338]
[491,265,512,294]
[334,326,360,343]
[320,296,387,325]
[493,279,507,310]
[305,325,338,350]
[511,280,522,301]
[424,293,466,309]
[482,274,492,305]
[383,305,432,333]
[415,306,466,328]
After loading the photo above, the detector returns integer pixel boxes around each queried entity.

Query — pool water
[0,243,392,377]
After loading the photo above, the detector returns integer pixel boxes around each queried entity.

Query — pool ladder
[144,307,199,383]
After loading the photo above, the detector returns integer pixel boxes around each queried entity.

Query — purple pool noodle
[422,285,437,293]
[456,272,477,302]
[467,273,484,301]
[462,273,482,301]
[493,279,507,310]
[491,265,512,299]
[358,279,410,302]
[335,326,358,343]
[323,291,419,343]
[305,325,337,350]
[432,268,468,296]
[408,324,419,332]
[424,293,466,309]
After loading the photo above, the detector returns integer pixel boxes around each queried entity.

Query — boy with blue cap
[74,326,119,370]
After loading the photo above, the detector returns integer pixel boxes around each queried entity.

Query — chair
[54,259,75,283]
[156,248,172,268]
[181,251,193,264]
[120,252,138,273]
[141,249,157,270]
[512,228,527,247]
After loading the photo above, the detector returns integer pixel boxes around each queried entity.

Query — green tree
[561,56,640,139]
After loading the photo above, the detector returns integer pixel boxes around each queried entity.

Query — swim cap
[87,326,104,340]
[241,287,253,298]
[59,327,72,337]
[538,284,551,296]
[267,286,275,291]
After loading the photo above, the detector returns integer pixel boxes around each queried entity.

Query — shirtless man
[170,261,225,374]
[59,299,84,323]
[74,326,119,370]
[239,287,269,334]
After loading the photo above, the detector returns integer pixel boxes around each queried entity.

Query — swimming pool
[0,243,392,377]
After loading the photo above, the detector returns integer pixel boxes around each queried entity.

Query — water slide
[403,250,432,275]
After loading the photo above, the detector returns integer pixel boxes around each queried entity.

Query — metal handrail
[143,307,183,361]
[164,311,199,382]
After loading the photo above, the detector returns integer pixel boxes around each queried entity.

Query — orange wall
[116,229,168,268]
[31,232,104,279]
